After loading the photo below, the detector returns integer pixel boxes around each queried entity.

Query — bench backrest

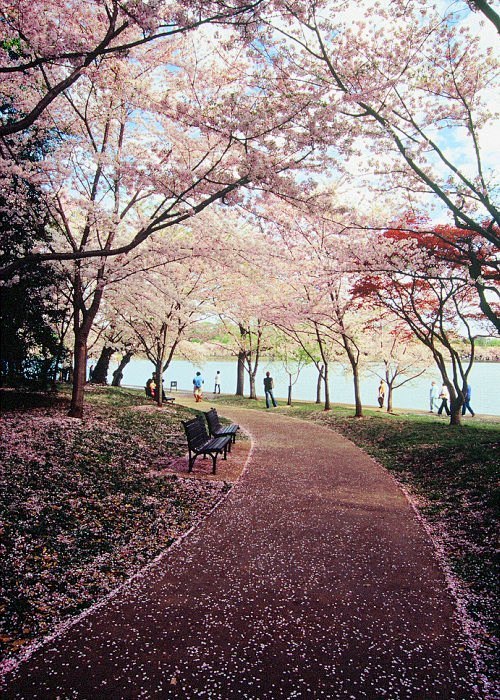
[182,416,210,450]
[205,408,221,434]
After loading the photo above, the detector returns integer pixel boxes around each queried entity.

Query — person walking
[437,383,451,416]
[461,383,475,416]
[264,371,278,409]
[192,371,204,403]
[214,371,221,394]
[429,381,439,412]
[377,380,386,408]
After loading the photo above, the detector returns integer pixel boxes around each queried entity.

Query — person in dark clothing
[264,371,277,409]
[461,384,475,416]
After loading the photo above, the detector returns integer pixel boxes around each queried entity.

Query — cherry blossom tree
[0,0,267,137]
[111,348,135,387]
[276,319,334,410]
[1,15,321,281]
[352,228,494,425]
[23,24,319,417]
[113,254,218,407]
[259,198,372,415]
[268,330,309,405]
[215,312,271,400]
[363,318,430,413]
[256,0,499,329]
[196,211,281,399]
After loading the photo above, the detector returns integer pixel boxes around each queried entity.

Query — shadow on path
[3,407,479,699]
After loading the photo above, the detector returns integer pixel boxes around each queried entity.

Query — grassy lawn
[211,394,499,686]
[0,386,236,662]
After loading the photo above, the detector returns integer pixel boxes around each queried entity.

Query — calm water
[106,357,500,416]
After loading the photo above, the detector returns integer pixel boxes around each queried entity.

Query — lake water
[106,357,500,416]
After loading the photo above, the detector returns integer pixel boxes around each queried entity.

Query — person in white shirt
[214,371,221,394]
[437,383,451,416]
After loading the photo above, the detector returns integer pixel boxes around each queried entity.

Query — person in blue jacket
[461,383,475,416]
[193,371,204,403]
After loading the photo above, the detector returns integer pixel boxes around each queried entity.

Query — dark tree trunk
[316,364,323,404]
[343,338,362,418]
[68,264,106,418]
[154,361,163,407]
[111,350,133,387]
[69,335,87,418]
[352,364,363,418]
[449,396,462,425]
[236,350,245,396]
[287,383,292,406]
[323,364,331,410]
[91,346,114,384]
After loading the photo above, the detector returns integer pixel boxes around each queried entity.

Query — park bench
[182,415,231,474]
[204,407,239,447]
[144,387,175,403]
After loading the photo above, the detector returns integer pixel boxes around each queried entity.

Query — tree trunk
[69,335,87,418]
[287,383,292,406]
[91,346,114,384]
[155,361,163,408]
[68,263,107,418]
[111,350,133,387]
[449,397,462,425]
[316,364,323,404]
[236,351,245,396]
[249,372,257,400]
[386,385,393,413]
[323,364,331,410]
[343,338,363,418]
[352,364,363,417]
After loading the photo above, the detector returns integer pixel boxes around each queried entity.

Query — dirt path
[3,406,479,699]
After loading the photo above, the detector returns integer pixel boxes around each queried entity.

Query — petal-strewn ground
[3,403,482,699]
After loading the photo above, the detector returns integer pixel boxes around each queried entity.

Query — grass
[0,386,234,662]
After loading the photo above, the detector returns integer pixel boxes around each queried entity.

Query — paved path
[4,408,478,699]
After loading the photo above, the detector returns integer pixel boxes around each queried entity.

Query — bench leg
[188,451,195,472]
[211,454,217,475]
[223,444,228,460]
